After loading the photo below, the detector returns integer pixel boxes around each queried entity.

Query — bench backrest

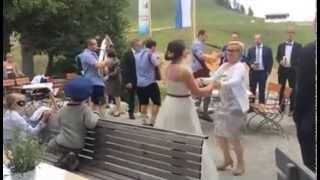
[15,77,30,86]
[52,78,66,89]
[78,120,205,180]
[66,73,78,80]
[275,148,316,180]
[3,79,15,87]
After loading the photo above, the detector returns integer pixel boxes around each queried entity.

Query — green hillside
[126,0,313,53]
[10,0,314,77]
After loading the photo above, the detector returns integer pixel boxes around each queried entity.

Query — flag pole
[149,0,152,37]
[192,0,196,40]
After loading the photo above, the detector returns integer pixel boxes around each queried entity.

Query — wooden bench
[275,148,316,180]
[3,79,15,95]
[43,120,207,180]
[66,73,78,80]
[10,77,31,93]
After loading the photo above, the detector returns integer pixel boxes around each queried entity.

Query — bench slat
[103,156,193,180]
[98,120,204,146]
[82,159,164,180]
[98,128,202,155]
[80,165,134,180]
[102,148,200,178]
[100,141,201,163]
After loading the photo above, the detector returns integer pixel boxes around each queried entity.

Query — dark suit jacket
[276,41,302,73]
[246,45,273,74]
[294,41,316,116]
[121,49,137,87]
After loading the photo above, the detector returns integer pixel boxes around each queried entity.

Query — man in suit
[276,27,302,115]
[121,39,143,119]
[293,40,316,172]
[246,34,273,104]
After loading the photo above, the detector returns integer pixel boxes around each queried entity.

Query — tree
[248,6,254,16]
[240,5,245,14]
[4,0,129,77]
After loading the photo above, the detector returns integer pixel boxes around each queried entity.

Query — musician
[246,34,273,104]
[78,37,108,112]
[276,27,302,114]
[191,30,212,122]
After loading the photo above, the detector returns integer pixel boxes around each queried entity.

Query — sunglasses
[16,100,26,107]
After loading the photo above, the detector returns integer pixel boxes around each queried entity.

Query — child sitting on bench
[47,76,100,171]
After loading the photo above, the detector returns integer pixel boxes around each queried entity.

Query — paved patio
[99,108,303,180]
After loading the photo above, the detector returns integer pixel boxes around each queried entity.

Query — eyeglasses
[16,100,26,107]
[226,49,240,53]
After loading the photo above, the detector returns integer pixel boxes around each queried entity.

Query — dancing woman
[154,40,219,180]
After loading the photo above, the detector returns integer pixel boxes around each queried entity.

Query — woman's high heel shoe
[217,160,233,171]
[232,166,245,176]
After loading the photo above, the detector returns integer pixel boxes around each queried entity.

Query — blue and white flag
[176,0,192,28]
[138,0,150,34]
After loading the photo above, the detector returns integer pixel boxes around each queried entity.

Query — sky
[236,0,316,21]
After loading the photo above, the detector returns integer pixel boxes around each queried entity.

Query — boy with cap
[47,77,100,170]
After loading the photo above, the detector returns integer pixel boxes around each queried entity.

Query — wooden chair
[275,148,316,180]
[3,79,15,96]
[247,82,292,136]
[43,120,207,180]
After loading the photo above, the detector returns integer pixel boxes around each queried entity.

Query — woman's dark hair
[164,40,186,62]
[107,48,117,58]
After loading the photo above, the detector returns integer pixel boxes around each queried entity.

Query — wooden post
[192,0,196,40]
[149,0,152,37]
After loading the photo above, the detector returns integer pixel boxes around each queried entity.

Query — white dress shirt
[255,44,264,70]
[284,41,294,67]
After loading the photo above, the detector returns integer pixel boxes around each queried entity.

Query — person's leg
[258,71,267,104]
[127,88,135,119]
[278,70,287,111]
[296,111,315,172]
[288,69,296,113]
[216,136,233,170]
[136,87,150,124]
[113,96,121,116]
[229,139,245,175]
[91,86,104,113]
[150,83,161,125]
[249,71,258,103]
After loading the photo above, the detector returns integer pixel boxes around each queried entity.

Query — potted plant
[4,129,46,180]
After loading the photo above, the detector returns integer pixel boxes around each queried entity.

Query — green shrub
[6,129,46,173]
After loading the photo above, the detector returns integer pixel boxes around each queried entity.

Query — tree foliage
[248,6,254,16]
[4,0,129,76]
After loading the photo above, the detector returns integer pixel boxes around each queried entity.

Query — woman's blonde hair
[5,93,24,110]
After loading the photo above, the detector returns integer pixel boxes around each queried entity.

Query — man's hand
[42,111,52,123]
[126,83,133,89]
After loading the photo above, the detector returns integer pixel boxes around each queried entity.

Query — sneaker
[63,152,80,171]
[199,113,213,122]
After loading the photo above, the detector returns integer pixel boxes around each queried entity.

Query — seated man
[47,77,100,171]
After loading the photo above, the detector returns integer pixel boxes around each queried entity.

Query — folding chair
[246,82,292,136]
